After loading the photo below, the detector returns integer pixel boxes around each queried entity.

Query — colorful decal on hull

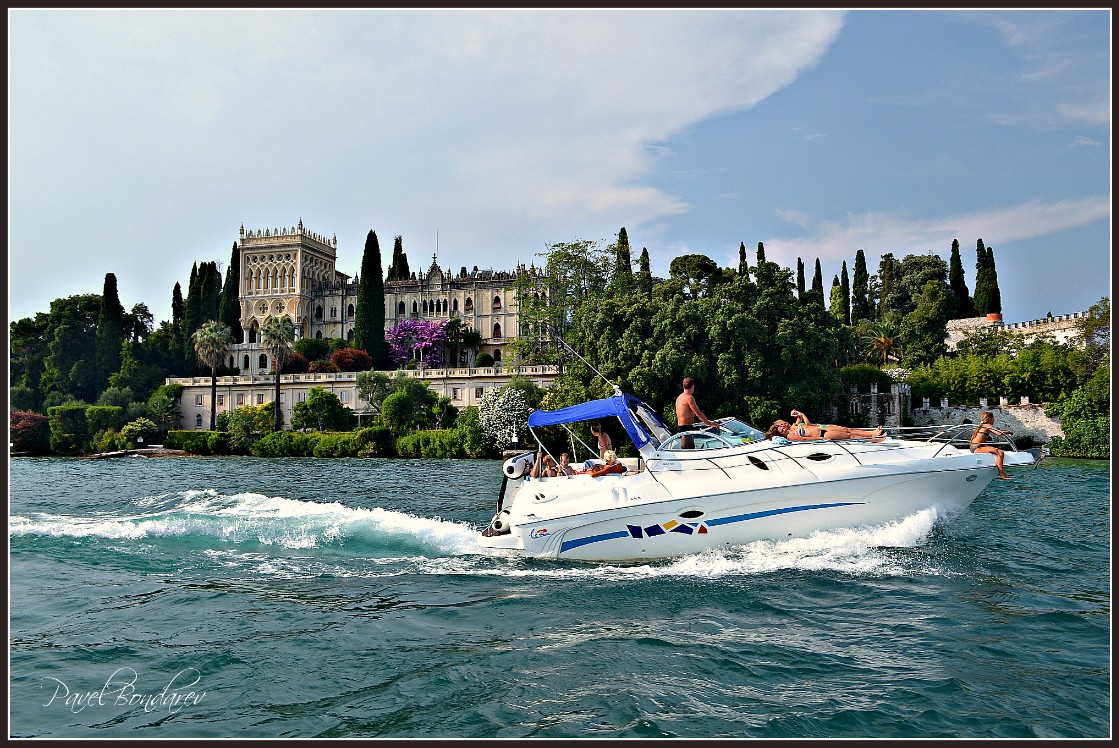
[557,501,864,555]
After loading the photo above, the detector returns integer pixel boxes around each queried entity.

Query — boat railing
[884,424,1022,457]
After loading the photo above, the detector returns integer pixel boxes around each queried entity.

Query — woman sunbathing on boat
[765,409,886,442]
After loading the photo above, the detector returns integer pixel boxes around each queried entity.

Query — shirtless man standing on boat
[675,377,718,449]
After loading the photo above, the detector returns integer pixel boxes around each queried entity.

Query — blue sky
[8,9,1111,328]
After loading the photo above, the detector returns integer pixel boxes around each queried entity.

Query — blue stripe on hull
[558,501,864,555]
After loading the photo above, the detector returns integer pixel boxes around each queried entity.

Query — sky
[7,9,1111,329]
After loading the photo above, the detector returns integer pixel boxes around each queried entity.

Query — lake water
[8,455,1110,738]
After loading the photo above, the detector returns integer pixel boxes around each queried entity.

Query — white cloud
[764,195,1111,268]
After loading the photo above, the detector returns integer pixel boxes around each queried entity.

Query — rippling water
[8,455,1110,738]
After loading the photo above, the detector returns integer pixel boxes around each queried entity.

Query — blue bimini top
[526,392,671,455]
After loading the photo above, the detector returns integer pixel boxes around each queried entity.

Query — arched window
[248,325,258,344]
[330,307,337,318]
[315,305,324,320]
[422,300,428,314]
[259,354,268,370]
[347,329,354,341]
[315,330,323,339]
[398,301,406,315]
[243,355,250,371]
[493,295,502,310]
[196,413,203,428]
[347,304,355,318]
[412,300,419,315]
[494,348,502,363]
[493,322,502,339]
[464,297,473,312]
[452,298,459,313]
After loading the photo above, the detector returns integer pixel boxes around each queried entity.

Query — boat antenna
[548,323,621,396]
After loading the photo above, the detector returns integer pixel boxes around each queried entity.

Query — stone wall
[907,401,1063,444]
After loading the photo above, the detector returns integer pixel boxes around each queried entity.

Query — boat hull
[479,440,1036,562]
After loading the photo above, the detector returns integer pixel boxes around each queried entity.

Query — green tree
[292,386,355,432]
[973,239,992,315]
[829,275,843,320]
[261,316,296,431]
[948,238,974,318]
[354,229,389,367]
[9,312,50,411]
[39,294,102,405]
[796,258,806,298]
[851,249,869,322]
[811,258,824,304]
[860,317,902,366]
[986,245,1003,314]
[192,320,234,430]
[182,262,200,375]
[755,242,766,265]
[900,280,951,367]
[171,281,185,368]
[218,242,244,343]
[877,253,898,318]
[636,247,653,300]
[608,227,634,296]
[840,260,851,324]
[668,254,723,299]
[738,243,750,277]
[95,273,126,392]
[225,403,275,453]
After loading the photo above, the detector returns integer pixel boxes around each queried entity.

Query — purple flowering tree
[385,319,449,369]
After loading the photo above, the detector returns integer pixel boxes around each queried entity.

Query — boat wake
[10,488,958,579]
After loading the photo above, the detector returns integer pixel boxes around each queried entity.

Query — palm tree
[861,319,902,366]
[261,316,296,431]
[191,320,234,430]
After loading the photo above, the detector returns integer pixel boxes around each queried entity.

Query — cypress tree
[878,253,897,318]
[756,242,766,266]
[219,242,244,342]
[840,260,851,324]
[829,275,843,320]
[609,227,634,295]
[171,282,185,369]
[796,258,806,298]
[637,247,653,300]
[811,258,824,300]
[95,272,126,390]
[987,245,1002,314]
[394,236,409,281]
[852,249,870,322]
[354,230,388,368]
[948,239,974,318]
[182,262,201,375]
[973,239,991,315]
[738,243,749,276]
[199,261,220,325]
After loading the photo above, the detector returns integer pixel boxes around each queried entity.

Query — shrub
[453,406,487,458]
[354,426,395,457]
[164,430,213,455]
[91,429,128,453]
[47,402,90,454]
[121,417,160,446]
[11,410,51,454]
[294,337,331,362]
[251,431,317,457]
[1048,416,1110,459]
[475,352,494,368]
[312,433,361,458]
[282,352,310,374]
[839,364,894,394]
[86,405,125,435]
[331,347,373,372]
[395,429,463,458]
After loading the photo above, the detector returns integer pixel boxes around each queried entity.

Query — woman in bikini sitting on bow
[765,409,886,442]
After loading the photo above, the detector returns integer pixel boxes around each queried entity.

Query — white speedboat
[479,389,1042,562]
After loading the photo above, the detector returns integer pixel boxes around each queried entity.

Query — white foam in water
[9,490,480,554]
[11,490,947,579]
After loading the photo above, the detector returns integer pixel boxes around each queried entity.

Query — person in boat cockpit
[531,450,558,478]
[587,450,626,478]
[765,409,886,442]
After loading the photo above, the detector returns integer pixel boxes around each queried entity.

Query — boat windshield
[629,400,673,445]
[657,418,765,452]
